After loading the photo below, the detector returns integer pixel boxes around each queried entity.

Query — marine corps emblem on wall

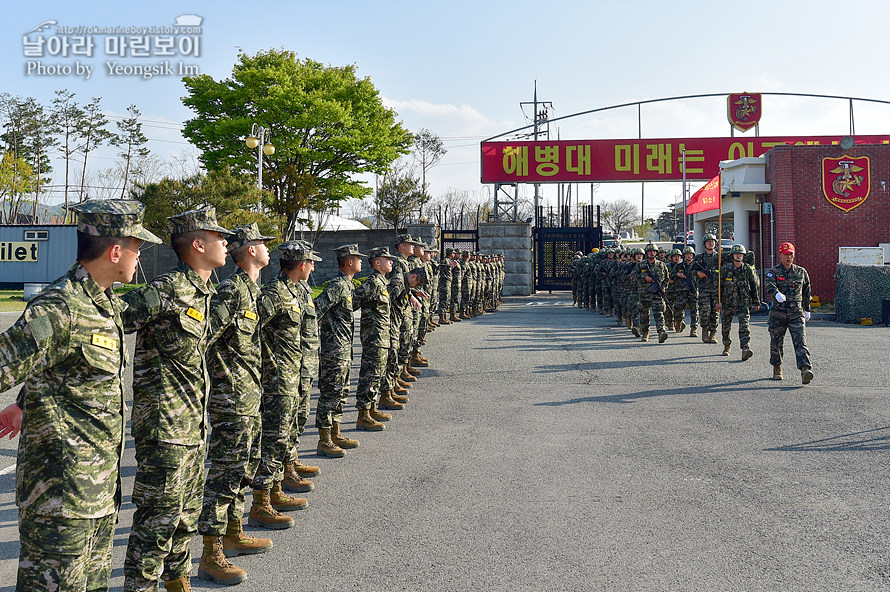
[822,155,870,212]
[727,93,761,133]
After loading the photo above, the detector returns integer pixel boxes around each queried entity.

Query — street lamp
[245,123,275,189]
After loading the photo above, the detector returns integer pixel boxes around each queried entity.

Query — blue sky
[4,0,890,219]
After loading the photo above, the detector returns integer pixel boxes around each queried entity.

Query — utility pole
[520,81,552,221]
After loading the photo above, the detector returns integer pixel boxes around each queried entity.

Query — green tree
[51,90,84,216]
[181,48,413,239]
[132,168,281,244]
[112,104,150,199]
[77,97,114,202]
[375,163,423,230]
[0,153,37,223]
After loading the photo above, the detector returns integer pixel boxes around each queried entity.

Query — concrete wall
[478,222,533,296]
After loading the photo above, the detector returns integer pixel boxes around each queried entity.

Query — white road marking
[0,464,15,475]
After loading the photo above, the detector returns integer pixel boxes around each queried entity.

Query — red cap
[779,242,795,255]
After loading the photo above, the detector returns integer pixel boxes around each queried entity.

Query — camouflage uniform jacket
[692,251,721,292]
[634,259,669,294]
[720,261,759,310]
[258,271,304,399]
[0,263,125,518]
[353,270,391,349]
[298,279,319,379]
[765,263,811,311]
[314,273,356,360]
[123,261,217,446]
[207,269,261,417]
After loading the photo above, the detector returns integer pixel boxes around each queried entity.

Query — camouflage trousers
[438,280,452,314]
[356,346,388,409]
[124,441,205,591]
[721,306,752,348]
[578,279,589,307]
[252,394,297,490]
[412,303,428,356]
[288,376,312,462]
[571,278,578,303]
[638,294,665,334]
[625,293,639,328]
[198,413,261,536]
[589,280,599,310]
[768,305,811,369]
[383,315,404,392]
[676,291,698,327]
[17,511,115,592]
[664,291,679,326]
[461,284,473,313]
[397,311,415,369]
[698,289,719,333]
[316,355,352,429]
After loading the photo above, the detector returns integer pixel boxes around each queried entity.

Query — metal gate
[534,205,602,291]
[440,229,478,256]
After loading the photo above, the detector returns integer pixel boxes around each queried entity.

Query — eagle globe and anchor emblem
[822,150,870,212]
[727,92,761,132]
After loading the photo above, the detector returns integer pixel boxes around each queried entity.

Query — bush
[834,263,890,323]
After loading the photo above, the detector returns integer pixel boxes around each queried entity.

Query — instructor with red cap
[764,242,814,384]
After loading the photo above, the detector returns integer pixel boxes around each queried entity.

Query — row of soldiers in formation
[569,236,814,383]
[0,200,506,592]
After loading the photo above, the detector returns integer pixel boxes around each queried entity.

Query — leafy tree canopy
[181,49,413,239]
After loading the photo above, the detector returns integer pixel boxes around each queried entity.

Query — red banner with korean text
[480,135,890,183]
[686,174,721,215]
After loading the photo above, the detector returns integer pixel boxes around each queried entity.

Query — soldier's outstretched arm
[0,404,22,439]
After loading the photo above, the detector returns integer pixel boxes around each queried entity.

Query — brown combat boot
[801,367,814,385]
[460,311,471,320]
[708,331,718,344]
[357,408,386,431]
[400,370,416,383]
[773,365,783,380]
[393,383,410,397]
[163,577,193,592]
[369,402,392,422]
[406,364,422,376]
[690,325,698,337]
[248,488,294,529]
[379,390,406,410]
[282,461,314,493]
[702,331,709,343]
[293,451,320,478]
[317,427,346,458]
[270,481,308,511]
[741,347,753,361]
[222,519,272,557]
[411,353,429,367]
[331,421,359,449]
[450,312,462,322]
[438,314,452,325]
[722,344,731,356]
[388,388,409,404]
[198,536,248,585]
[658,331,668,343]
[640,330,649,342]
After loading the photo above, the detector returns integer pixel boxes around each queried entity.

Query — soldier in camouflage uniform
[634,244,670,343]
[664,249,684,332]
[249,241,317,531]
[122,208,231,592]
[693,234,721,344]
[460,250,474,319]
[674,246,699,337]
[0,201,160,592]
[353,246,401,431]
[449,248,464,322]
[570,252,583,305]
[197,223,276,586]
[315,244,365,456]
[600,249,616,315]
[625,249,643,335]
[410,243,433,366]
[764,242,814,384]
[437,248,456,324]
[717,244,760,360]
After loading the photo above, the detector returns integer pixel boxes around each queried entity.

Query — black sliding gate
[534,205,601,292]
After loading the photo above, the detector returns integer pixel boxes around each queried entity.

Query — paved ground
[1,293,889,591]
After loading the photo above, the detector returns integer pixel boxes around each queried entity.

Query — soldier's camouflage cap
[168,207,231,236]
[368,246,394,259]
[70,199,162,244]
[394,233,424,247]
[682,246,695,254]
[334,243,367,258]
[670,249,682,256]
[444,247,454,255]
[279,240,322,262]
[225,222,275,252]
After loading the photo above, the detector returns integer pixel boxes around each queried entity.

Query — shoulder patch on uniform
[143,286,161,313]
[28,314,53,342]
[766,272,773,277]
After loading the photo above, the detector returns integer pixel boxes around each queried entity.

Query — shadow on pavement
[765,426,890,452]
[534,379,769,405]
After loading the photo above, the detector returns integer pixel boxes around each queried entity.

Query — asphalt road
[1,294,889,591]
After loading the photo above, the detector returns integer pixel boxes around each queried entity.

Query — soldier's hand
[410,296,421,310]
[696,271,707,279]
[754,305,761,312]
[716,302,722,312]
[804,311,811,321]
[0,404,23,439]
[677,272,686,279]
[645,276,653,283]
